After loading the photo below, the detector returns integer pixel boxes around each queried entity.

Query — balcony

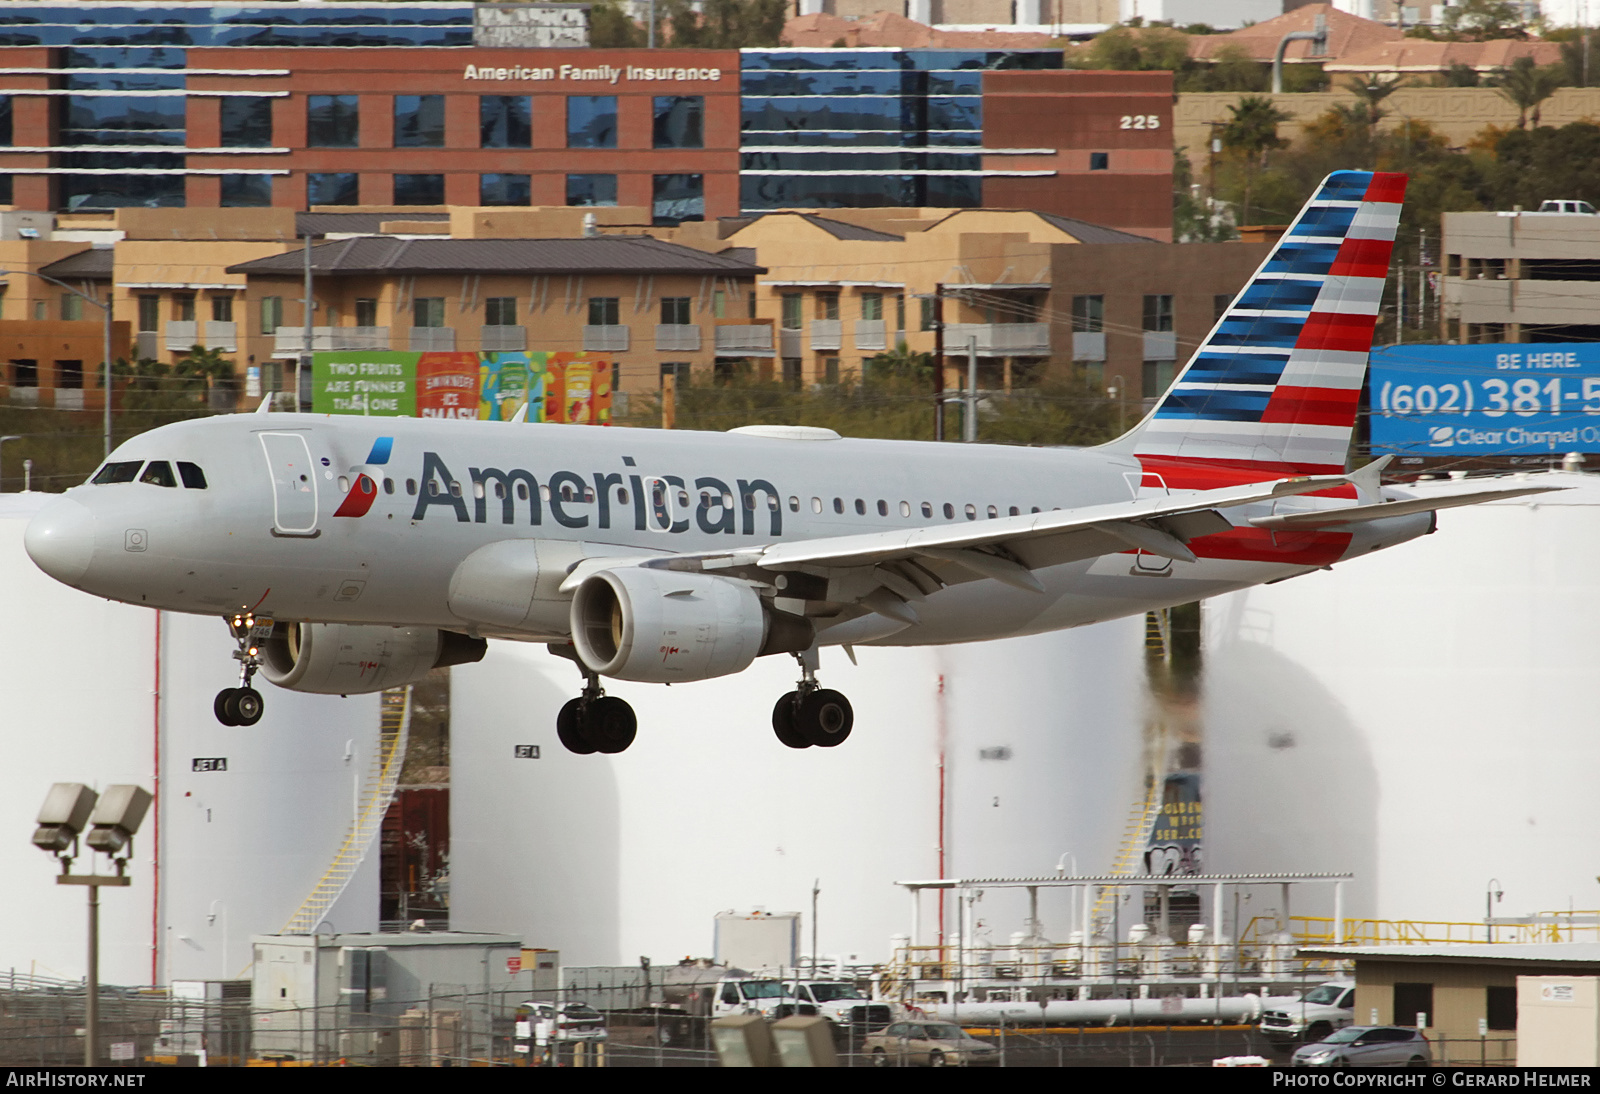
[715,325,775,357]
[164,321,197,352]
[654,324,701,352]
[54,389,84,411]
[942,322,1051,356]
[481,325,527,352]
[854,319,888,352]
[1072,331,1106,362]
[779,328,803,358]
[162,320,237,353]
[809,319,842,351]
[409,327,455,352]
[1142,331,1177,362]
[584,325,630,352]
[273,327,391,355]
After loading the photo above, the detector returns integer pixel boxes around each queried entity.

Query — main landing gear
[214,611,271,727]
[772,648,853,749]
[557,671,638,755]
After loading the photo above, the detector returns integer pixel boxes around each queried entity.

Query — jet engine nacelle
[570,567,813,683]
[261,622,487,695]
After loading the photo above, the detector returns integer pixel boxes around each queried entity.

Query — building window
[1393,983,1434,1029]
[138,295,160,332]
[712,290,726,318]
[0,96,12,146]
[1143,360,1176,399]
[394,95,444,148]
[895,293,905,331]
[485,297,518,326]
[781,293,803,329]
[307,172,358,206]
[1143,294,1173,332]
[306,95,359,148]
[211,295,233,323]
[0,177,11,205]
[56,360,83,390]
[261,296,283,335]
[567,96,617,149]
[220,98,272,148]
[394,174,444,205]
[1072,294,1104,333]
[816,292,840,321]
[31,300,45,321]
[588,297,620,326]
[1214,293,1234,320]
[861,293,883,321]
[221,174,271,207]
[653,96,703,149]
[566,174,617,207]
[660,297,691,325]
[173,294,195,322]
[782,358,802,386]
[413,298,445,328]
[355,298,378,327]
[480,96,531,148]
[1089,152,1109,170]
[660,361,689,385]
[652,174,703,226]
[60,294,83,322]
[823,357,840,385]
[920,297,936,331]
[1486,986,1516,1031]
[11,359,37,387]
[480,173,530,206]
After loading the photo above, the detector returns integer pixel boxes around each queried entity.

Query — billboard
[1369,343,1600,457]
[312,350,613,424]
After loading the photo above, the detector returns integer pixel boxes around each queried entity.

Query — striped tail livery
[1112,170,1406,486]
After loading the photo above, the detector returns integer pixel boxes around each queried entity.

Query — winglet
[1347,454,1393,502]
[506,401,529,423]
[255,395,273,415]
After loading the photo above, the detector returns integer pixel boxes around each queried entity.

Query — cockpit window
[91,461,142,484]
[176,462,207,489]
[139,461,177,487]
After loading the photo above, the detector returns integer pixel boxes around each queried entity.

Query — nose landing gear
[214,612,271,727]
[772,648,853,749]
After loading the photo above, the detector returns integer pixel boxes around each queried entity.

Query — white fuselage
[26,413,1430,647]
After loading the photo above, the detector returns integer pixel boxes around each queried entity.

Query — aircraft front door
[260,432,319,536]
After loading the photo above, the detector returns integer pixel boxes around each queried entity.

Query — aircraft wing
[559,474,1362,617]
[1249,483,1565,530]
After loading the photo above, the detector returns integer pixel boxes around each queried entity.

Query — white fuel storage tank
[1203,471,1600,925]
[449,617,1148,967]
[0,494,379,986]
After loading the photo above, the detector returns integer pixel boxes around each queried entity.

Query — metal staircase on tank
[1089,779,1164,931]
[280,686,412,935]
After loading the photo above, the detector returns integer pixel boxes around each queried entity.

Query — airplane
[22,170,1556,754]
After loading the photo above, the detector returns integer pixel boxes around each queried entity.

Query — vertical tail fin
[1110,170,1406,478]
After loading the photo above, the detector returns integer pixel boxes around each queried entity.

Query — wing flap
[1250,484,1564,530]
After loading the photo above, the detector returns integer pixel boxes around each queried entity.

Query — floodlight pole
[58,866,131,1066]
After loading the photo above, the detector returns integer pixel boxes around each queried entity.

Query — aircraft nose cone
[25,497,96,586]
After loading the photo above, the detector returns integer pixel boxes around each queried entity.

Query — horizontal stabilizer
[1250,484,1564,530]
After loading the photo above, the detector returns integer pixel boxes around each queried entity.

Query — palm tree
[1497,56,1565,129]
[175,344,237,409]
[1220,95,1292,225]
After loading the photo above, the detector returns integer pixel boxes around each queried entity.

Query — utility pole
[932,284,946,442]
[964,336,978,443]
[299,232,313,411]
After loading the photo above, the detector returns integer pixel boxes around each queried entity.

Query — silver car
[1292,1025,1431,1067]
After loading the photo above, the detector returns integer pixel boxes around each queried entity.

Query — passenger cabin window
[139,461,176,487]
[176,462,207,489]
[92,461,141,484]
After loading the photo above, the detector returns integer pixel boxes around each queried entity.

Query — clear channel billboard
[1369,343,1600,457]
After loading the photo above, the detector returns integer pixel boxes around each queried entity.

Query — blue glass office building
[739,48,1063,212]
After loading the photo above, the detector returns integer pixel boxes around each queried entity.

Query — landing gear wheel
[214,688,240,727]
[232,687,264,727]
[797,688,853,747]
[557,698,597,755]
[587,696,637,754]
[772,692,811,749]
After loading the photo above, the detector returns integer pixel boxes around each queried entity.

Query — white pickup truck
[785,980,894,1035]
[1259,981,1356,1044]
